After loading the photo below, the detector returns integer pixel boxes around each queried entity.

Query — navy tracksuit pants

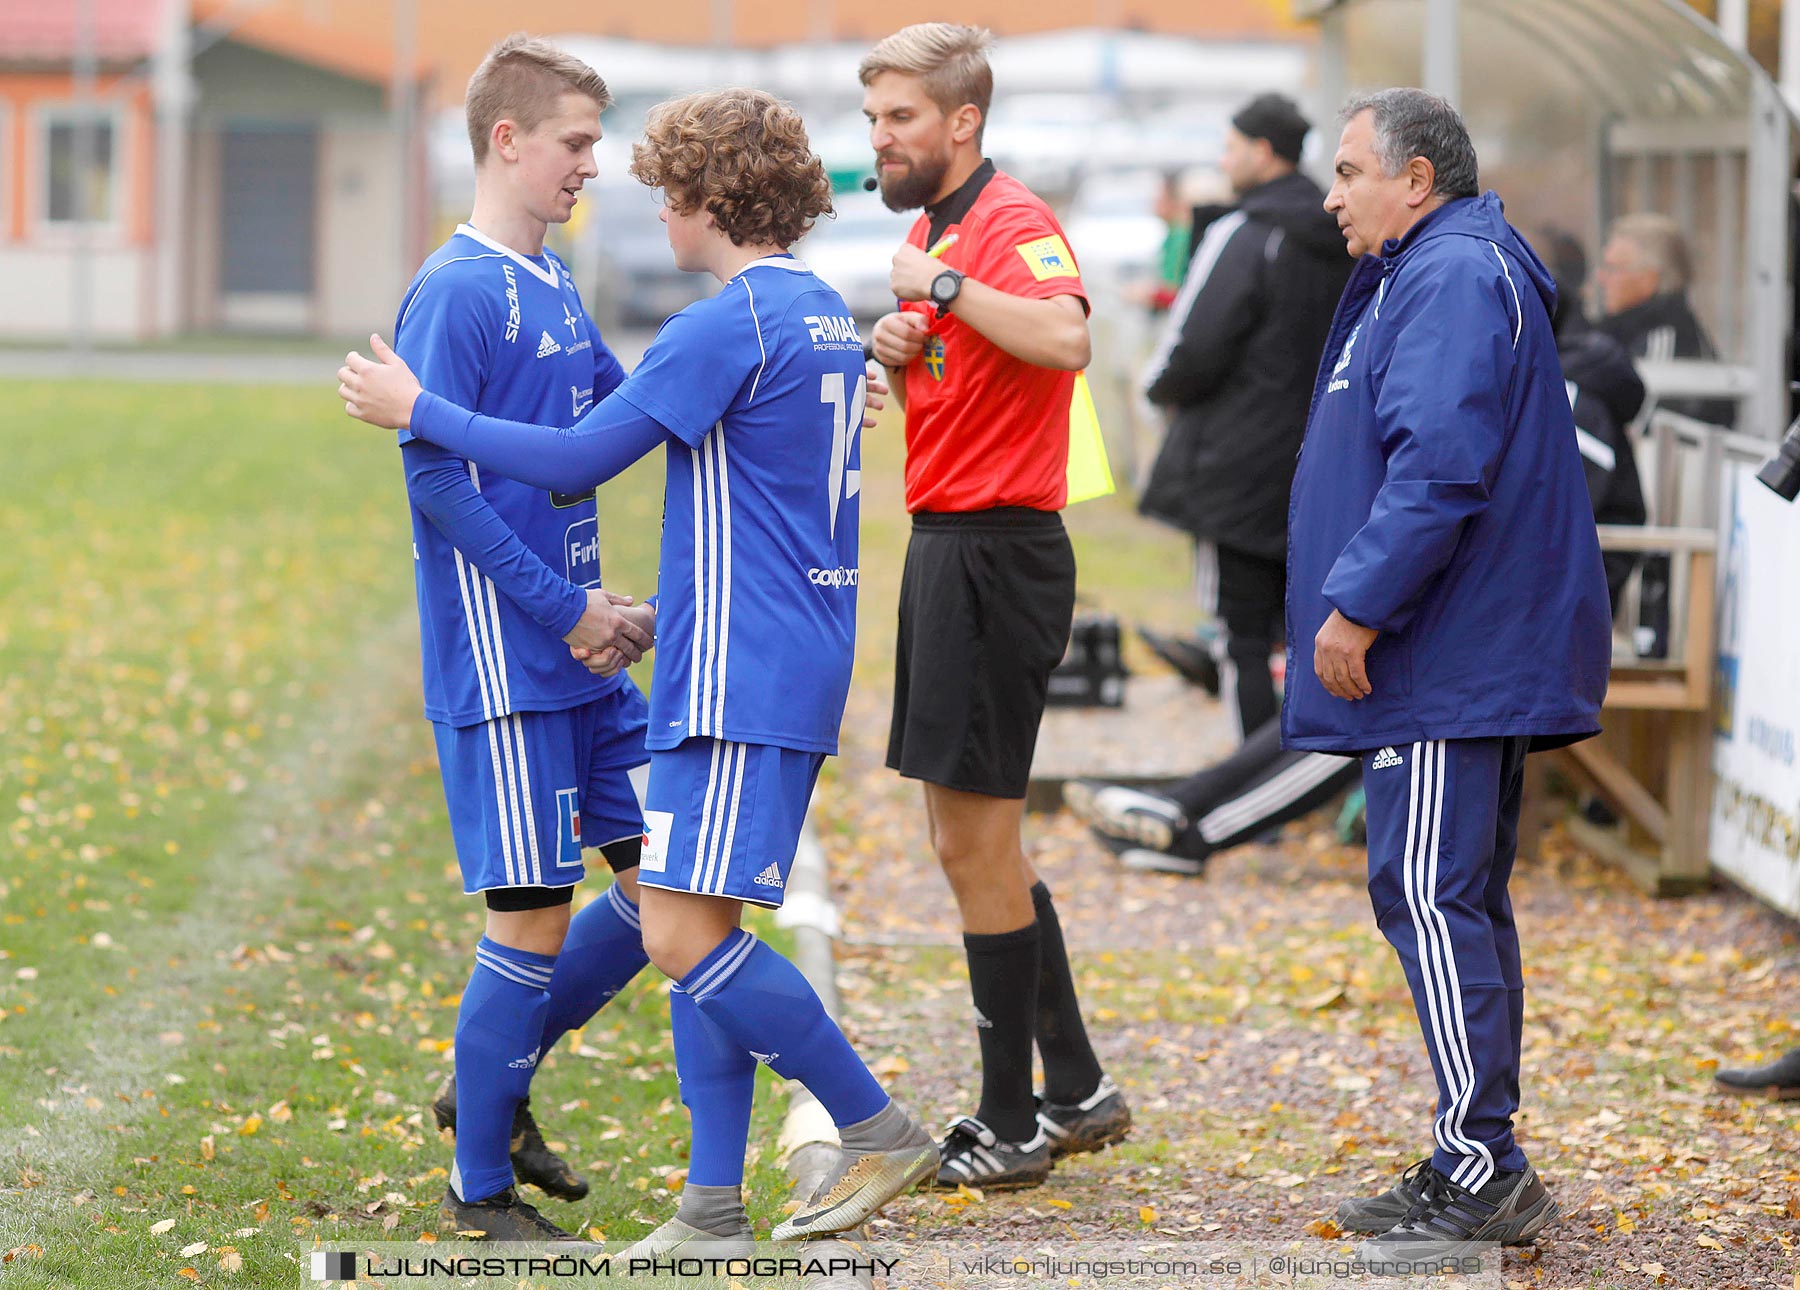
[1360,736,1532,1192]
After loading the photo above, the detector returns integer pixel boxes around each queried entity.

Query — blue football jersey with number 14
[611,256,865,755]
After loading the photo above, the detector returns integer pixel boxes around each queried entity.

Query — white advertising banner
[1710,462,1800,916]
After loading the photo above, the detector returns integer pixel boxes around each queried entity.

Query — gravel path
[814,675,1800,1290]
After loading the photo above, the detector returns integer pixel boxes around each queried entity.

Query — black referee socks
[1031,882,1105,1106]
[963,921,1042,1143]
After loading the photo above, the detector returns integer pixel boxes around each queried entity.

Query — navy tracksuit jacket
[1283,193,1610,1189]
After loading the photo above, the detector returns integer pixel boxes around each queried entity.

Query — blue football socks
[670,984,756,1188]
[450,936,555,1203]
[678,929,888,1130]
[540,882,648,1054]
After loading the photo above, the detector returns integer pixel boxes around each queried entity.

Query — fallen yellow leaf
[149,1219,176,1235]
[1139,1206,1156,1224]
[238,1116,261,1137]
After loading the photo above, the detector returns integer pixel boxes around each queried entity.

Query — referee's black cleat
[1036,1074,1132,1160]
[1713,1046,1800,1098]
[1336,1157,1434,1234]
[1354,1164,1557,1273]
[439,1185,584,1242]
[934,1116,1052,1190]
[431,1076,590,1202]
[1135,626,1221,695]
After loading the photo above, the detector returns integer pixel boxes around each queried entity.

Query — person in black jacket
[1594,212,1736,427]
[1538,229,1649,610]
[1137,92,1353,739]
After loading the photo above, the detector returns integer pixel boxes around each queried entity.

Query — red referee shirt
[898,167,1088,514]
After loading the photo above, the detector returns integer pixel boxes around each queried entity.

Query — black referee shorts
[886,507,1077,799]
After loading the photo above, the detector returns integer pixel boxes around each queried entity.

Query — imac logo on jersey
[502,264,521,343]
[804,314,862,347]
[564,518,601,586]
[555,788,582,867]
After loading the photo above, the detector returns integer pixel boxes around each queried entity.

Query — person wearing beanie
[1138,90,1352,746]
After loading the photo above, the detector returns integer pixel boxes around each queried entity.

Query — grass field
[0,381,812,1285]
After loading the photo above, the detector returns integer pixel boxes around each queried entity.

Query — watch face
[932,271,960,305]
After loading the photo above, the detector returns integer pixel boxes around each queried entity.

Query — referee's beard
[877,149,952,212]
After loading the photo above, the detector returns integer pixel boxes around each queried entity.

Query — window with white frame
[41,103,119,227]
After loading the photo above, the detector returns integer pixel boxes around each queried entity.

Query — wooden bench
[1523,525,1719,894]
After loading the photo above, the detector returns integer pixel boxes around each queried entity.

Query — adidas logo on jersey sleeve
[1370,746,1404,770]
[752,862,785,889]
[536,330,562,358]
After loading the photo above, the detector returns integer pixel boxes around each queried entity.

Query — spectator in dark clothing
[1540,232,1649,611]
[1595,212,1736,427]
[1137,92,1354,740]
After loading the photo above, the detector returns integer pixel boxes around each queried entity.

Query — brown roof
[183,0,1303,107]
[0,0,166,63]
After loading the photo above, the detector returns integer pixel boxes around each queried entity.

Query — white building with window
[0,0,429,340]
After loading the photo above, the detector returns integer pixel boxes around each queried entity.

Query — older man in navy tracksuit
[1284,90,1610,1269]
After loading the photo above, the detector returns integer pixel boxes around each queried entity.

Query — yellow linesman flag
[1066,372,1115,505]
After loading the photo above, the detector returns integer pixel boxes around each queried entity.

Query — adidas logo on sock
[507,1047,541,1070]
[752,862,784,889]
[749,1050,779,1066]
[973,1006,994,1030]
[1370,746,1403,770]
[536,330,562,358]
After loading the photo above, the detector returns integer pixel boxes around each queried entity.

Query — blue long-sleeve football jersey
[411,255,868,755]
[394,224,629,727]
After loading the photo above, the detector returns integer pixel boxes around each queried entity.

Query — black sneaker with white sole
[1355,1164,1558,1273]
[1336,1158,1433,1234]
[439,1186,583,1241]
[934,1116,1052,1190]
[1064,781,1188,853]
[431,1075,589,1202]
[1036,1074,1132,1159]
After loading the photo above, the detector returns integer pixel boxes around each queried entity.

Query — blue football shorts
[432,678,650,895]
[637,737,824,910]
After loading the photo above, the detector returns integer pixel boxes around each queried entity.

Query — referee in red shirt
[862,22,1131,1190]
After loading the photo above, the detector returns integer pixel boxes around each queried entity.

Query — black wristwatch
[929,268,965,312]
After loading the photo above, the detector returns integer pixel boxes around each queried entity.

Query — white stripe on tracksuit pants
[1359,735,1533,1192]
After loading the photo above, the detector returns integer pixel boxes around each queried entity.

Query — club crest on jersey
[923,333,946,381]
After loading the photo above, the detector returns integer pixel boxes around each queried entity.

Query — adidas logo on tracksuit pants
[1360,737,1533,1192]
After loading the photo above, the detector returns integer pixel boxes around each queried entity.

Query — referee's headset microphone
[863,175,879,191]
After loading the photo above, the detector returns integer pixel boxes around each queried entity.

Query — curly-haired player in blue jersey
[341,87,936,1249]
[380,36,663,1242]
